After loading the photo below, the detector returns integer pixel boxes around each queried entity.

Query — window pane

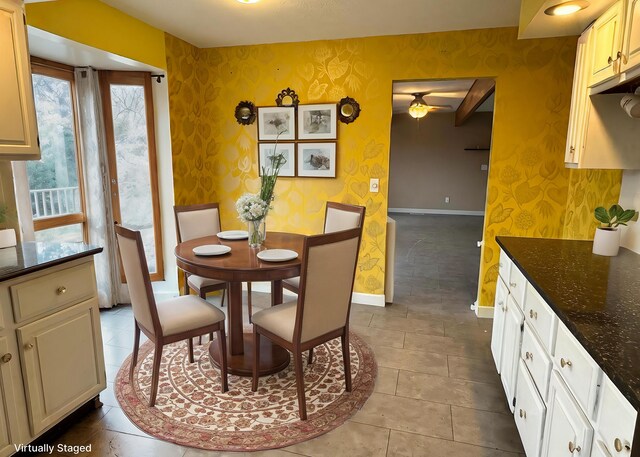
[34,224,84,243]
[110,84,157,274]
[28,74,81,220]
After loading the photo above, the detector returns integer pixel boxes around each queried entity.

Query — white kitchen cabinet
[542,371,594,457]
[491,277,509,373]
[500,295,524,411]
[595,374,636,456]
[592,439,614,457]
[590,1,624,86]
[566,28,593,167]
[622,0,640,71]
[0,0,39,160]
[0,337,20,457]
[524,284,557,354]
[498,249,511,285]
[515,360,547,457]
[508,262,527,311]
[521,322,552,401]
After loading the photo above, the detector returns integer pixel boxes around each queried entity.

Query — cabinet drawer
[508,263,526,311]
[524,284,557,354]
[554,322,602,418]
[491,276,509,373]
[10,262,96,323]
[499,249,511,284]
[521,322,552,401]
[514,360,546,457]
[595,374,636,456]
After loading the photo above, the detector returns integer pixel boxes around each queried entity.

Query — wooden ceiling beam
[455,78,495,126]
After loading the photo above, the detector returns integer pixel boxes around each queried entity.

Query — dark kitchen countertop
[496,236,640,410]
[0,242,103,282]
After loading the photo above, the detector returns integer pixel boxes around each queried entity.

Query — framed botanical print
[297,104,338,140]
[258,143,295,177]
[257,106,296,141]
[297,142,336,178]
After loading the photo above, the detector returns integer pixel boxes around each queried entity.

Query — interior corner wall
[619,170,640,253]
[388,112,492,213]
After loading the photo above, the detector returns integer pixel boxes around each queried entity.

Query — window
[101,71,164,281]
[28,59,86,242]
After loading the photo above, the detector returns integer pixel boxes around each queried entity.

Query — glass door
[100,71,163,281]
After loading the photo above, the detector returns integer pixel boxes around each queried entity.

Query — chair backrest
[174,202,222,243]
[323,201,365,233]
[115,225,161,337]
[294,226,363,343]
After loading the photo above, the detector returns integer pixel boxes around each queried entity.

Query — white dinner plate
[193,245,231,256]
[256,249,298,262]
[217,230,249,240]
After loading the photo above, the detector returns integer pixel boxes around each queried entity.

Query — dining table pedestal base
[208,333,291,377]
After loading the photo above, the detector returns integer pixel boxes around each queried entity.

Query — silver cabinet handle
[498,300,504,309]
[529,309,538,319]
[56,286,67,295]
[525,351,533,361]
[568,441,581,453]
[510,282,517,288]
[614,438,631,452]
[24,343,34,350]
[0,353,11,363]
[560,358,572,368]
[519,409,526,419]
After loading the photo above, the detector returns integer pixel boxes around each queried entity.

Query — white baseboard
[245,282,386,307]
[475,305,494,318]
[389,208,485,216]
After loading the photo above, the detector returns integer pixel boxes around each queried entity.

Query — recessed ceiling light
[237,0,259,3]
[544,0,589,16]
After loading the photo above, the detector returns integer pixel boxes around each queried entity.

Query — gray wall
[388,112,493,212]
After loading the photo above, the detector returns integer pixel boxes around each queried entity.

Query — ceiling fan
[392,91,455,119]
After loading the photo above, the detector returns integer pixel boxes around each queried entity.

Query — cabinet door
[491,277,509,373]
[0,337,20,457]
[542,371,594,457]
[17,299,105,435]
[590,1,624,86]
[514,360,546,457]
[566,29,593,166]
[622,0,640,71]
[0,0,39,159]
[500,295,524,412]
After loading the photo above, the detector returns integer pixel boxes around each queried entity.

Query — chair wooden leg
[218,326,228,392]
[307,347,314,365]
[183,273,190,296]
[220,288,226,307]
[129,322,141,384]
[149,341,163,407]
[341,330,352,392]
[247,282,252,323]
[187,337,195,363]
[293,349,307,420]
[252,327,260,392]
[208,332,214,342]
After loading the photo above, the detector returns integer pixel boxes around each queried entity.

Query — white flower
[236,193,269,222]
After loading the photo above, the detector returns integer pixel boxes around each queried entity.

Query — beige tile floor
[37,214,524,456]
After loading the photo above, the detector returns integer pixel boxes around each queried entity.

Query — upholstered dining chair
[115,225,228,407]
[174,202,253,333]
[251,225,364,420]
[282,201,365,295]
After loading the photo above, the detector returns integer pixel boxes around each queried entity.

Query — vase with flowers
[236,131,288,248]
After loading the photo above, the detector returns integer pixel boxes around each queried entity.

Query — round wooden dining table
[175,232,305,377]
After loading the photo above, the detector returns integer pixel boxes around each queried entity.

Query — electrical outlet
[445,197,450,204]
[370,178,379,193]
[481,164,488,171]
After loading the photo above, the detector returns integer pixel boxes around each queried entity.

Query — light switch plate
[481,164,488,171]
[370,178,379,193]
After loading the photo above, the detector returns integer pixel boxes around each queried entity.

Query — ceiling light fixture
[236,0,259,3]
[544,0,590,16]
[408,93,429,119]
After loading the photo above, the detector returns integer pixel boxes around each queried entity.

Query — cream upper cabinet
[589,1,624,87]
[0,0,39,160]
[566,29,593,167]
[622,0,640,70]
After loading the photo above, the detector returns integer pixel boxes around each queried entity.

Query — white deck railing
[30,187,80,219]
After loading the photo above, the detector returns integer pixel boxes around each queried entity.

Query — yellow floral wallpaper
[165,28,622,304]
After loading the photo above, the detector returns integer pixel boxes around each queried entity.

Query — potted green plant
[592,204,637,256]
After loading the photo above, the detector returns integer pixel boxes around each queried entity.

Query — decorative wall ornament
[338,97,361,124]
[275,88,299,107]
[235,101,256,125]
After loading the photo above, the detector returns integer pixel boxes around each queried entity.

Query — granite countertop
[496,236,640,410]
[0,242,103,282]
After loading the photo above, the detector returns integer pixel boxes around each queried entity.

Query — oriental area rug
[114,332,377,452]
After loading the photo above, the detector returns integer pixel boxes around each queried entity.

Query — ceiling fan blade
[427,104,454,110]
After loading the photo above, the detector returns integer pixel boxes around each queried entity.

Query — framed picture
[297,104,337,140]
[257,106,296,141]
[297,143,336,178]
[258,143,295,177]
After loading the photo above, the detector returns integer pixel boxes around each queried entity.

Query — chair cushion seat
[187,274,226,290]
[283,276,300,290]
[156,295,225,336]
[251,301,300,343]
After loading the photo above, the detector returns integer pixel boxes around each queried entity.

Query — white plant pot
[0,229,16,249]
[592,227,620,256]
